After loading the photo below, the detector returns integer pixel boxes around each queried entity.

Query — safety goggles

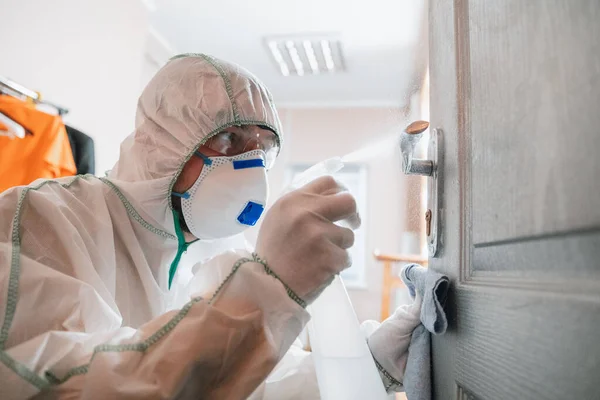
[202,126,280,169]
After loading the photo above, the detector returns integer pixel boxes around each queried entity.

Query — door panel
[429,1,600,399]
[455,290,600,398]
[469,1,600,244]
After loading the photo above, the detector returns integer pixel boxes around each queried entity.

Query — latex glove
[363,295,422,393]
[256,176,360,305]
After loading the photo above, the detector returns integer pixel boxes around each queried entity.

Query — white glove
[256,176,360,305]
[362,295,422,393]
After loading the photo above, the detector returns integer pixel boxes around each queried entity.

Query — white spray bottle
[286,158,389,400]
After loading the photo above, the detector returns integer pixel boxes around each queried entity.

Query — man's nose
[243,134,263,152]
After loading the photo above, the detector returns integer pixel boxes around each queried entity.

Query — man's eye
[220,132,234,142]
[265,137,277,149]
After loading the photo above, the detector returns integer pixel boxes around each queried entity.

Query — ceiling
[148,0,427,108]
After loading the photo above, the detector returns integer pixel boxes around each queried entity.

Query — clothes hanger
[0,111,26,139]
[0,75,69,116]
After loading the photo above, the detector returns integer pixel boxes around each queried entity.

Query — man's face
[172,124,278,238]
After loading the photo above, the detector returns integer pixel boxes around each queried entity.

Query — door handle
[400,121,443,257]
[401,121,433,176]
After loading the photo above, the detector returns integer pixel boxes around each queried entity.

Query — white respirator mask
[173,149,269,240]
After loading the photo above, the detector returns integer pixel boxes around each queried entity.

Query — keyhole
[425,209,432,236]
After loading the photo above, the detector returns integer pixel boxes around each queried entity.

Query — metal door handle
[399,121,443,257]
[401,121,433,176]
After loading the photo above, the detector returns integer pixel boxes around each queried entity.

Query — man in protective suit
[0,54,420,399]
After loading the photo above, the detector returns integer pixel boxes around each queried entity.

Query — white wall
[0,0,149,174]
[259,107,415,322]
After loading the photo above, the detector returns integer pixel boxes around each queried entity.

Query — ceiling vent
[264,34,346,77]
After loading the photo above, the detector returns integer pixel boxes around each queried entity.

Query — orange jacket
[0,95,76,192]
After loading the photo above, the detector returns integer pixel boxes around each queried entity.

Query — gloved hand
[256,176,360,304]
[362,295,422,393]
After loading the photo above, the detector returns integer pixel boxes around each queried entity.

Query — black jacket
[65,125,95,175]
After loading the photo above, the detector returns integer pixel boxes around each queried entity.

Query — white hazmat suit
[0,54,420,399]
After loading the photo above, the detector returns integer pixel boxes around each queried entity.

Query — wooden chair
[373,250,428,321]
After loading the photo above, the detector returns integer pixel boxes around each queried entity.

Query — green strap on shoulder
[168,209,190,289]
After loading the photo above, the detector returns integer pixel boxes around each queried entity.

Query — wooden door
[428,1,600,398]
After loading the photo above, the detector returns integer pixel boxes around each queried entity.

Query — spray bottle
[286,158,389,400]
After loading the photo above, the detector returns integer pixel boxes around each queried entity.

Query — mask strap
[171,151,213,200]
[172,191,191,200]
[195,151,213,166]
